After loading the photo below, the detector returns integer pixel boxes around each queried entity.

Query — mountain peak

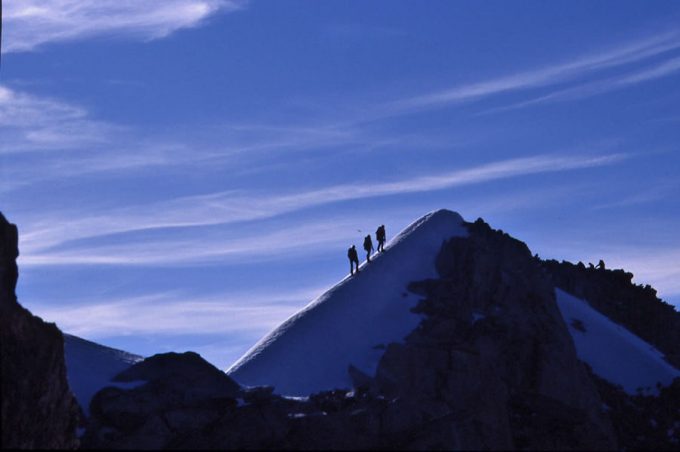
[227,209,468,395]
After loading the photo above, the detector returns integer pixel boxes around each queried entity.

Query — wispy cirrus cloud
[19,152,629,261]
[18,184,593,267]
[484,55,680,114]
[378,31,680,116]
[592,180,679,211]
[20,217,364,266]
[30,287,321,338]
[0,85,118,153]
[3,0,244,53]
[0,84,406,192]
[28,285,327,367]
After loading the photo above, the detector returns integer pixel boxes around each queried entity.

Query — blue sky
[1,0,679,368]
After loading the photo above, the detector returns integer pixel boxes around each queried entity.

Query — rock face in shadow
[542,258,680,368]
[0,213,80,449]
[83,352,243,449]
[83,351,409,450]
[373,218,617,449]
[590,368,680,449]
[83,218,622,450]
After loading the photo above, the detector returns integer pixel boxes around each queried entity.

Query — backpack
[376,226,385,240]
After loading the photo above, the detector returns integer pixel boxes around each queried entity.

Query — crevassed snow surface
[227,209,467,396]
[64,334,144,415]
[556,289,680,395]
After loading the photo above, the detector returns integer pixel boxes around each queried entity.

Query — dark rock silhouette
[0,213,80,449]
[83,352,242,449]
[374,218,617,449]
[84,351,433,449]
[591,370,680,449]
[542,258,680,368]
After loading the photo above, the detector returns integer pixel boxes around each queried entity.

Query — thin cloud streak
[4,0,244,53]
[0,85,397,193]
[592,180,679,210]
[378,31,680,116]
[29,287,321,338]
[19,152,629,257]
[483,55,680,114]
[0,85,118,153]
[20,218,363,266]
[20,183,588,267]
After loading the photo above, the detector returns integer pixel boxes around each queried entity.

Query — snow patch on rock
[556,289,680,395]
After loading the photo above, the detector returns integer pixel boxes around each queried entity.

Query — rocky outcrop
[542,259,680,368]
[590,369,680,449]
[83,351,438,450]
[83,352,242,449]
[0,213,80,449]
[371,218,617,449]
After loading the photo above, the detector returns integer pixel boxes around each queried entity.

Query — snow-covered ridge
[64,334,144,415]
[227,209,468,396]
[556,289,680,395]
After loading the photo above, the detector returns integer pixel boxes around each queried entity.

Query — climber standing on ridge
[596,259,606,270]
[348,245,360,275]
[363,234,374,263]
[376,224,386,253]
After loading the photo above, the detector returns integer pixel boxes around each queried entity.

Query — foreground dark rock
[0,213,80,449]
[83,352,242,449]
[83,351,430,450]
[590,369,680,450]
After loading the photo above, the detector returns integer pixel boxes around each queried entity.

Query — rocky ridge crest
[0,213,80,449]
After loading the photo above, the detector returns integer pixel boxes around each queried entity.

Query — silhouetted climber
[376,224,386,253]
[363,234,374,263]
[596,259,606,270]
[348,245,360,275]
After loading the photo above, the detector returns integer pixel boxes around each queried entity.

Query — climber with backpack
[348,245,360,275]
[376,225,386,253]
[363,234,374,263]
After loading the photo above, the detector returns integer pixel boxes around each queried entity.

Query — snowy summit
[227,209,468,396]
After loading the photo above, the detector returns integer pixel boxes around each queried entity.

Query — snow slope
[227,209,468,396]
[63,334,144,415]
[556,289,680,395]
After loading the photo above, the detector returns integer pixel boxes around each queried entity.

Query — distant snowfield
[227,209,468,396]
[556,289,680,395]
[64,334,144,415]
